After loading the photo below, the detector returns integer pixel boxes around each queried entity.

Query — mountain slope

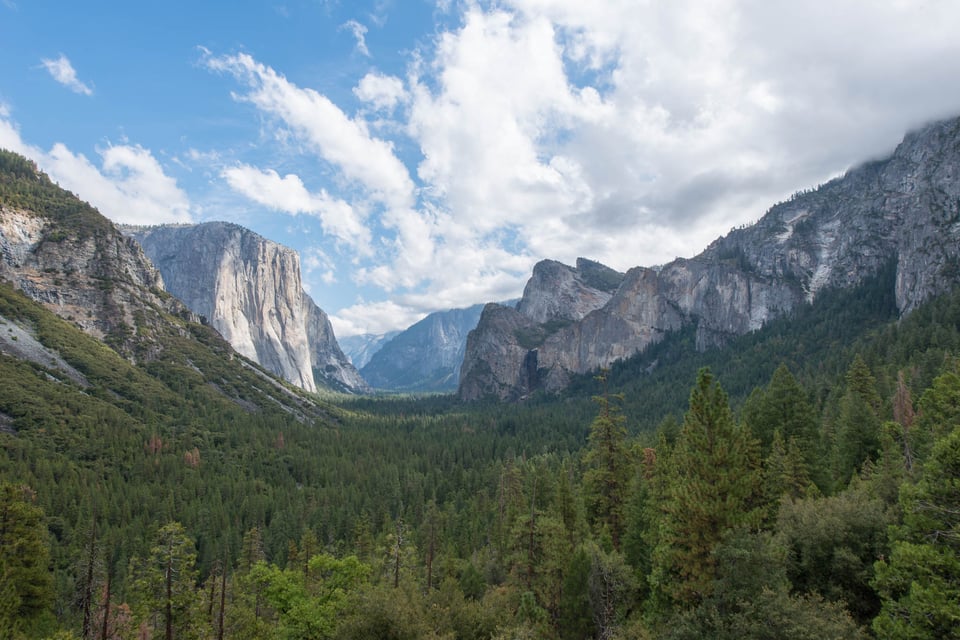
[460,115,960,400]
[126,222,368,394]
[360,303,488,392]
[0,149,333,419]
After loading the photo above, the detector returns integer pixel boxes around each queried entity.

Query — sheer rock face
[360,303,488,392]
[0,205,182,355]
[459,116,960,401]
[126,222,368,394]
[516,258,622,324]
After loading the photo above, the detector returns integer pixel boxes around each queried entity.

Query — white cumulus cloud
[40,54,93,96]
[203,51,415,211]
[354,72,406,111]
[0,112,191,225]
[222,164,371,254]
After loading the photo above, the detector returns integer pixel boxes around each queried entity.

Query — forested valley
[3,247,960,638]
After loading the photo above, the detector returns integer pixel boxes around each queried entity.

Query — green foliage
[651,369,762,608]
[831,355,884,488]
[660,529,866,640]
[873,425,960,639]
[742,363,819,465]
[129,521,198,640]
[583,380,631,548]
[557,546,595,640]
[0,484,55,638]
[776,485,892,624]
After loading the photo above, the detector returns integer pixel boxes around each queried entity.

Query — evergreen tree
[130,521,199,640]
[833,355,883,487]
[558,546,595,640]
[873,425,960,639]
[912,362,960,465]
[743,363,818,462]
[650,369,761,608]
[0,483,54,637]
[583,373,631,550]
[762,430,813,514]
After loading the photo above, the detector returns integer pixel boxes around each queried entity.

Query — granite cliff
[360,303,489,392]
[126,222,368,394]
[459,116,960,400]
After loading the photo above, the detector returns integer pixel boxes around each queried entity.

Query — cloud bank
[202,1,960,335]
[7,1,960,338]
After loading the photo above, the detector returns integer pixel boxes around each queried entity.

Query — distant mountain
[361,302,498,392]
[125,223,369,394]
[339,331,400,369]
[460,115,960,401]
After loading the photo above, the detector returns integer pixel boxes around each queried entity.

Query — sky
[3,1,960,337]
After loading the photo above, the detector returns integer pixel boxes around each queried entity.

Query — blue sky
[4,1,960,337]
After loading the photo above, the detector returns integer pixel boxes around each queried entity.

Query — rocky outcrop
[516,259,623,324]
[460,115,960,401]
[304,293,369,393]
[360,303,489,392]
[0,201,187,358]
[126,222,368,394]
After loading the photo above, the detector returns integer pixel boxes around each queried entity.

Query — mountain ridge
[360,302,489,392]
[459,115,960,401]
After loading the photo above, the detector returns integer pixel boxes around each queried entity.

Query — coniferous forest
[2,152,960,638]
[3,273,960,639]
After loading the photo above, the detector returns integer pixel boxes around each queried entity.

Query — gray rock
[360,303,489,392]
[459,115,960,401]
[0,204,185,357]
[126,222,368,394]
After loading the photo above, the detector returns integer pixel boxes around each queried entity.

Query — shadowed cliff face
[459,116,960,401]
[126,222,369,394]
[360,303,489,392]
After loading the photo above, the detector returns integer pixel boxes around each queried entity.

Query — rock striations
[459,116,960,401]
[126,222,368,394]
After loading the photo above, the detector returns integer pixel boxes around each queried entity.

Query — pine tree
[583,372,631,550]
[833,355,883,487]
[873,425,960,639]
[0,483,54,637]
[558,546,595,640]
[651,369,761,608]
[130,521,199,640]
[743,364,821,478]
[762,430,812,510]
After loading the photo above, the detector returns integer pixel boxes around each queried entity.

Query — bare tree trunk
[217,556,227,640]
[81,521,97,639]
[165,552,173,640]
[99,570,111,640]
